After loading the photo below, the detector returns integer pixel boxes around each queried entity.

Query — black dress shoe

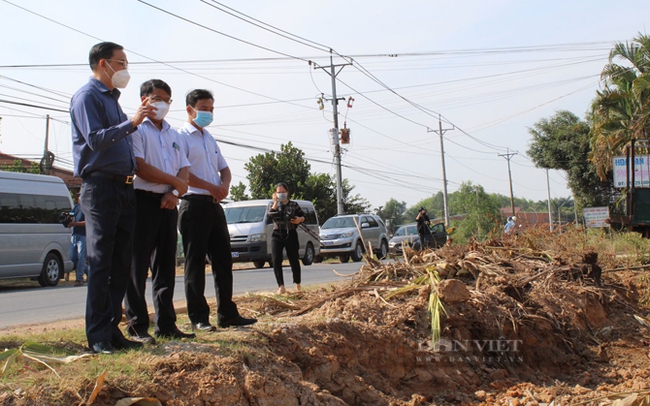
[155,327,196,339]
[112,335,144,350]
[192,322,217,332]
[218,315,258,328]
[91,341,114,354]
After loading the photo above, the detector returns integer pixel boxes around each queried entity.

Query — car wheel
[339,255,350,263]
[38,252,62,287]
[377,239,388,260]
[351,241,364,262]
[253,260,266,269]
[302,242,315,266]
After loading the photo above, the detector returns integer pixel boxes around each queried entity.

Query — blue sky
[0,0,648,211]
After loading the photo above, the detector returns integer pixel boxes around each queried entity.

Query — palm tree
[590,34,650,179]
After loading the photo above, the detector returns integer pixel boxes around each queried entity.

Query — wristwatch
[171,189,180,197]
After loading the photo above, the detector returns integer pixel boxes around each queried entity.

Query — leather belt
[87,171,134,184]
[181,194,219,204]
[135,189,165,200]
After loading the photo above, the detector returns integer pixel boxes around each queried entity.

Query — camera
[59,211,74,227]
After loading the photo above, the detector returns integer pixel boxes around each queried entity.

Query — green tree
[229,181,249,201]
[375,199,407,233]
[0,159,40,174]
[527,110,614,209]
[449,182,501,242]
[590,33,650,178]
[244,142,311,199]
[241,145,370,224]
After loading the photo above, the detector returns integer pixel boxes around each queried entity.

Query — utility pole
[40,114,54,175]
[498,148,517,217]
[43,114,50,158]
[428,115,454,226]
[546,169,553,231]
[315,50,350,215]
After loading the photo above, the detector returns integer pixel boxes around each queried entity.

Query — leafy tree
[244,142,311,199]
[240,144,370,224]
[590,33,650,178]
[229,181,249,201]
[449,182,501,242]
[527,110,614,209]
[0,159,40,174]
[375,199,407,233]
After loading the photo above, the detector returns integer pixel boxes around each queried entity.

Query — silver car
[317,214,389,263]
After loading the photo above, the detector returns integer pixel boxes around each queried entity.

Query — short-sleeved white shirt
[177,121,228,196]
[132,118,190,194]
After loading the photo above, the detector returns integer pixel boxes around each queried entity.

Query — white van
[0,171,74,286]
[223,199,320,268]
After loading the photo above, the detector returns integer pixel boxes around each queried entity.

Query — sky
[0,0,648,212]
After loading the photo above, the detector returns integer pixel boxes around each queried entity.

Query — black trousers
[419,232,431,249]
[271,229,301,287]
[124,191,179,335]
[81,177,136,347]
[178,198,238,324]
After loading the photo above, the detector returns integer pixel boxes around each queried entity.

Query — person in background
[124,79,195,344]
[415,207,431,250]
[70,41,155,354]
[504,216,517,235]
[267,182,305,294]
[177,89,257,331]
[67,194,87,287]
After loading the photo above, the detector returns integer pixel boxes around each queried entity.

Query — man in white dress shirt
[177,89,256,331]
[124,79,195,342]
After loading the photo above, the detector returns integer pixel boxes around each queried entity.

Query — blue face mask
[193,109,213,128]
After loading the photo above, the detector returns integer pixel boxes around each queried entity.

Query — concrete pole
[438,116,450,227]
[546,169,553,231]
[329,52,344,215]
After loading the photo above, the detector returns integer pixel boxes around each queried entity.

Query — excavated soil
[2,233,650,405]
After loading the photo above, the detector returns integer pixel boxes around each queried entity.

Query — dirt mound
[3,231,650,405]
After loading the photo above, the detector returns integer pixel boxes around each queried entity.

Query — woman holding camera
[267,182,305,294]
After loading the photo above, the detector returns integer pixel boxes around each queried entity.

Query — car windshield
[395,225,416,236]
[224,206,267,224]
[322,216,357,229]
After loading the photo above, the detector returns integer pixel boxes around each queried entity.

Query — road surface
[0,261,362,329]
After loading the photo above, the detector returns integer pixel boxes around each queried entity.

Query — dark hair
[89,42,123,71]
[185,89,214,107]
[275,182,289,192]
[140,79,172,98]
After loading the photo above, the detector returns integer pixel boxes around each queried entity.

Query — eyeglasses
[149,95,173,104]
[106,59,129,69]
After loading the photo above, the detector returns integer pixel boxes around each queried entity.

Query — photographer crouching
[267,182,305,294]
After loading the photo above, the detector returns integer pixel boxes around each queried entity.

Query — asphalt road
[0,261,361,330]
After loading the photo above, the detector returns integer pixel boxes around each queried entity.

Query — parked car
[317,213,389,263]
[388,222,449,255]
[0,171,74,286]
[223,199,320,268]
[388,223,419,255]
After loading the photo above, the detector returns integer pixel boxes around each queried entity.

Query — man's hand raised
[131,99,156,128]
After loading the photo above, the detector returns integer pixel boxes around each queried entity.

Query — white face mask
[150,101,170,120]
[277,192,288,202]
[106,63,130,89]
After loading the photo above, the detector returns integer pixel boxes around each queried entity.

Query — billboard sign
[583,206,609,228]
[613,156,650,188]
